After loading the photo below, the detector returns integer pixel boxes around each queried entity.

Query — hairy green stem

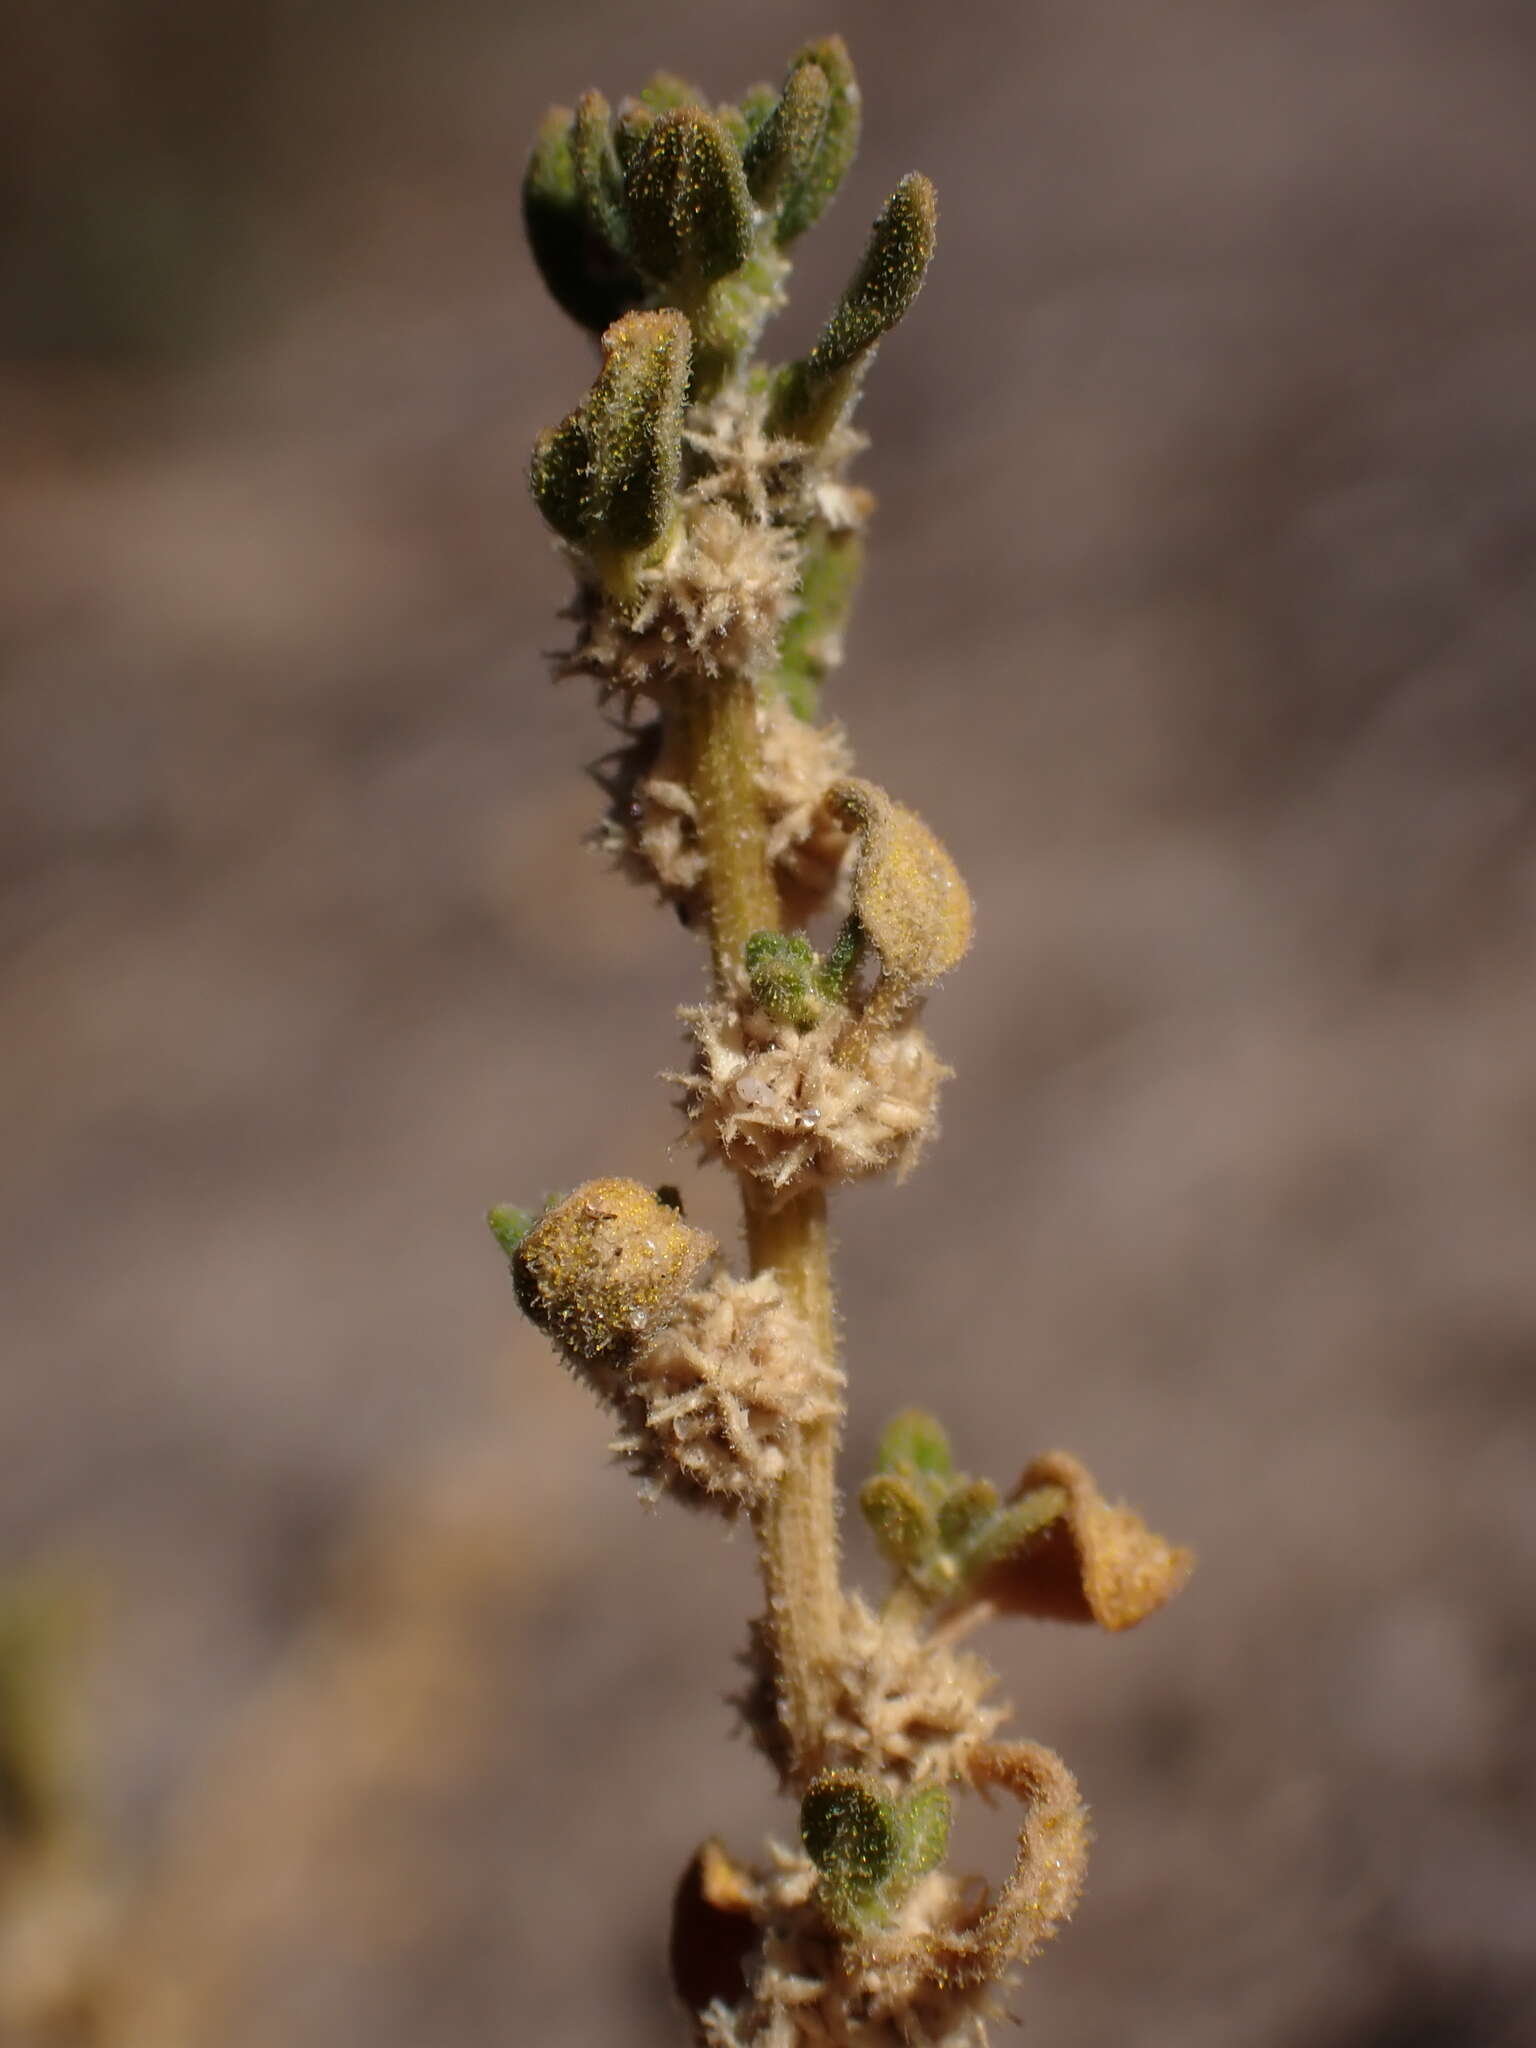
[677,672,779,960]
[746,1184,842,1776]
[676,669,844,1780]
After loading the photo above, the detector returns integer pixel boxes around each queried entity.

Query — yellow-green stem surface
[677,670,844,1781]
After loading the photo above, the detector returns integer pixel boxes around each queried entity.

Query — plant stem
[678,671,779,962]
[677,669,844,1781]
[745,1183,842,1776]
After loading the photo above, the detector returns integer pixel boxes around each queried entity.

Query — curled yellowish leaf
[512,1177,716,1364]
[921,1738,1088,1988]
[828,778,972,1028]
[974,1450,1193,1631]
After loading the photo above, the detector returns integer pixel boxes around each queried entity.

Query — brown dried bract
[974,1451,1193,1631]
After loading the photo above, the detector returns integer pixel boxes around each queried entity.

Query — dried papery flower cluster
[494,37,1192,2044]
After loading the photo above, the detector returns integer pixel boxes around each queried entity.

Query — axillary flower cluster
[493,39,1192,2046]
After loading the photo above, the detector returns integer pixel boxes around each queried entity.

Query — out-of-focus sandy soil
[2,3,1535,2043]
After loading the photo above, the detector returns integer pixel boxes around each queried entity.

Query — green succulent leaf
[743,60,833,212]
[959,1483,1071,1582]
[486,1204,535,1259]
[528,411,594,545]
[613,100,656,172]
[768,172,938,441]
[775,34,862,245]
[859,1474,939,1573]
[586,307,692,549]
[639,71,708,113]
[875,1408,954,1482]
[897,1784,953,1879]
[801,1772,953,1935]
[816,171,938,370]
[936,1476,1002,1557]
[801,1772,903,1931]
[736,82,779,142]
[743,929,824,1028]
[864,1414,1065,1606]
[768,522,864,719]
[816,915,866,1004]
[624,106,755,292]
[572,90,632,257]
[530,309,691,554]
[523,104,646,332]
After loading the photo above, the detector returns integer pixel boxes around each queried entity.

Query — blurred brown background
[2,2,1535,2043]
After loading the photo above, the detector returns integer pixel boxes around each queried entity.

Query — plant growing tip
[861,1422,1194,1625]
[742,927,860,1027]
